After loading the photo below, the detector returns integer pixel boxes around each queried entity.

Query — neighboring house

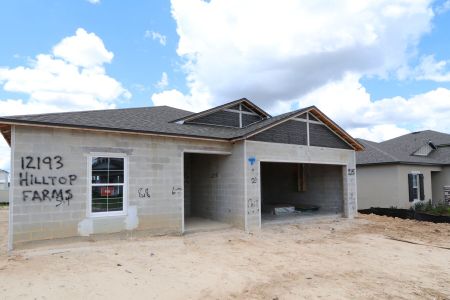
[0,169,9,203]
[356,130,450,210]
[0,98,363,249]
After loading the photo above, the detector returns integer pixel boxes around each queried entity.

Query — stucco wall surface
[357,164,441,209]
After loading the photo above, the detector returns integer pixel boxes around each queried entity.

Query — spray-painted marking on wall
[138,188,151,198]
[347,168,355,176]
[21,155,64,170]
[172,186,182,195]
[19,156,77,206]
[247,160,260,216]
[247,198,259,215]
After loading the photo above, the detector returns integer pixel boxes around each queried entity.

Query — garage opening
[260,162,344,224]
[184,153,233,233]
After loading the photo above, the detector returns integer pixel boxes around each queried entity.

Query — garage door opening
[260,162,344,224]
[184,153,233,233]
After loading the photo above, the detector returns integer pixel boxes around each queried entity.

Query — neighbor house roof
[357,130,450,166]
[0,98,363,151]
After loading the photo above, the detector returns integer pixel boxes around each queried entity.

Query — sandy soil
[0,208,449,300]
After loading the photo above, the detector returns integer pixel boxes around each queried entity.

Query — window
[90,155,127,216]
[408,172,424,202]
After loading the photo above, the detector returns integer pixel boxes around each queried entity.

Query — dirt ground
[0,208,449,300]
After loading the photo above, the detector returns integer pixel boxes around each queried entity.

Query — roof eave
[357,161,444,167]
[0,119,230,143]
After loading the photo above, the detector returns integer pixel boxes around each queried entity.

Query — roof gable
[234,107,363,151]
[171,98,270,128]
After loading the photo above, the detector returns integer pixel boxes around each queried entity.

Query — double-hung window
[90,155,127,216]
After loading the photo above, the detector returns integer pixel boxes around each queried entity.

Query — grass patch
[415,201,450,216]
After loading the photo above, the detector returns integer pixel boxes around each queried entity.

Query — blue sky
[361,7,450,99]
[0,0,184,107]
[2,0,450,170]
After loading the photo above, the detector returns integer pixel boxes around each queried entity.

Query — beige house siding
[396,165,441,206]
[357,165,401,209]
[357,164,441,209]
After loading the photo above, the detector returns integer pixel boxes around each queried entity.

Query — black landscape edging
[358,207,450,224]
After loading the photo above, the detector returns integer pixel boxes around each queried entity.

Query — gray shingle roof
[0,106,240,140]
[0,102,362,150]
[357,130,450,165]
[0,105,312,141]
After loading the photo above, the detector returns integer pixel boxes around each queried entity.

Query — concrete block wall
[216,141,246,227]
[10,125,232,247]
[185,143,246,228]
[260,163,344,214]
[301,164,344,213]
[188,154,220,218]
[245,140,357,231]
[183,155,191,216]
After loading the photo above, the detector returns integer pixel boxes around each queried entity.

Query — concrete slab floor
[262,212,341,226]
[184,217,233,234]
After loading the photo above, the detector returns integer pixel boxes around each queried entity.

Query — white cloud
[155,72,169,89]
[0,28,130,115]
[159,0,434,111]
[414,55,450,82]
[0,28,130,171]
[151,0,450,143]
[144,30,167,46]
[298,74,450,141]
[87,0,100,4]
[151,88,211,111]
[435,0,450,14]
[53,28,113,68]
[348,125,410,142]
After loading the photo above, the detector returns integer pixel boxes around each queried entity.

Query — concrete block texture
[10,125,356,247]
[10,125,231,246]
[184,142,245,228]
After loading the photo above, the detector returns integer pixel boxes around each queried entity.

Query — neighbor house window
[90,155,127,215]
[408,172,424,202]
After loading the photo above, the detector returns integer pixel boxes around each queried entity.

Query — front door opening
[184,153,232,233]
[260,162,344,224]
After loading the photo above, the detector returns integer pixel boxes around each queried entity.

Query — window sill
[89,211,127,218]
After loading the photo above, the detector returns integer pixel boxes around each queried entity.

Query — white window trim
[410,171,421,201]
[87,152,128,218]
